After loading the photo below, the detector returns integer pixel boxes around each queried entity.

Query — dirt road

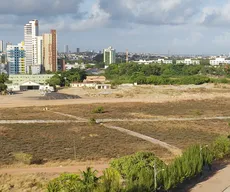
[0,164,108,175]
[102,124,182,155]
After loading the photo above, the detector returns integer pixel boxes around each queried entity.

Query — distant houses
[70,76,111,90]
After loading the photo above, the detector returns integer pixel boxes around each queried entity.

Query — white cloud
[70,0,110,31]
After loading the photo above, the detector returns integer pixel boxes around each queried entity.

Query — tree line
[105,63,230,85]
[46,68,87,87]
[47,136,230,192]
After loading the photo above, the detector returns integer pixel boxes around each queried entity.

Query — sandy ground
[1,84,230,108]
[1,84,230,191]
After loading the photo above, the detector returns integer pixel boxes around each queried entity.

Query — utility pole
[73,140,76,160]
[154,159,157,191]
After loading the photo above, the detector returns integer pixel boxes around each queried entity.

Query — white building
[103,46,116,65]
[176,59,200,65]
[36,36,43,65]
[0,40,3,52]
[155,59,173,64]
[24,20,39,73]
[134,59,172,64]
[210,58,230,66]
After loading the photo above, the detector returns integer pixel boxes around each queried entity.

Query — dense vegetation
[105,63,230,85]
[0,73,8,93]
[46,68,86,87]
[47,136,230,192]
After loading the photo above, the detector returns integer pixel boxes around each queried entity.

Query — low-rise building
[176,59,200,65]
[9,74,54,85]
[210,58,230,65]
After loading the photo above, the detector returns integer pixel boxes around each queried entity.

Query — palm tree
[79,167,99,192]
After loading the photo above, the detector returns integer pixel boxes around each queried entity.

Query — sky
[1,0,230,54]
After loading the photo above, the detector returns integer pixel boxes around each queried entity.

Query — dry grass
[48,98,230,119]
[110,120,230,149]
[0,123,170,166]
[0,107,72,120]
[0,173,54,192]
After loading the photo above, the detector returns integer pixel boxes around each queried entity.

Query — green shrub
[96,168,122,192]
[211,136,230,159]
[92,106,105,114]
[47,173,80,192]
[13,152,33,165]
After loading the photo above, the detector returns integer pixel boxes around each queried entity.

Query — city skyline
[1,0,230,54]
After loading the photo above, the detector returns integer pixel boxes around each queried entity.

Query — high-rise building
[103,46,116,65]
[36,36,43,65]
[64,45,69,54]
[0,40,3,52]
[57,58,66,71]
[7,42,26,74]
[76,48,80,53]
[24,20,39,73]
[43,30,57,72]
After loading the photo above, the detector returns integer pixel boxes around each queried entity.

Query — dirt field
[109,120,229,149]
[1,84,230,108]
[0,123,170,166]
[1,84,230,191]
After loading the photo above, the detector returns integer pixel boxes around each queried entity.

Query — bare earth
[1,84,230,191]
[1,83,230,108]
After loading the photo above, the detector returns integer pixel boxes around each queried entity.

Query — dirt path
[190,165,230,192]
[0,164,108,175]
[102,124,182,155]
[2,116,230,124]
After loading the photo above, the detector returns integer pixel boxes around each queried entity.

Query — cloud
[199,1,230,26]
[70,0,110,31]
[0,0,83,16]
[99,0,201,26]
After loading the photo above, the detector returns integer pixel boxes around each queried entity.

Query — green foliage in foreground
[47,136,230,192]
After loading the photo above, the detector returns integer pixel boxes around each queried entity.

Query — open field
[2,98,230,120]
[109,120,230,149]
[1,84,230,108]
[1,84,230,191]
[0,123,170,166]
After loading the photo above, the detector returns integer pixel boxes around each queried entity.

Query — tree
[0,73,8,93]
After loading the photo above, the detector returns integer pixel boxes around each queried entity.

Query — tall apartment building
[103,46,116,65]
[64,45,69,54]
[36,36,43,66]
[24,20,39,73]
[43,30,57,72]
[7,42,26,74]
[0,40,3,52]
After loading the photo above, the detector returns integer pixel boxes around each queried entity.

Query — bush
[211,136,230,159]
[92,106,105,114]
[13,152,33,165]
[47,173,80,192]
[96,168,122,192]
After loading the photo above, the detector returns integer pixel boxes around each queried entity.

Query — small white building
[155,59,173,64]
[210,58,230,66]
[176,59,200,65]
